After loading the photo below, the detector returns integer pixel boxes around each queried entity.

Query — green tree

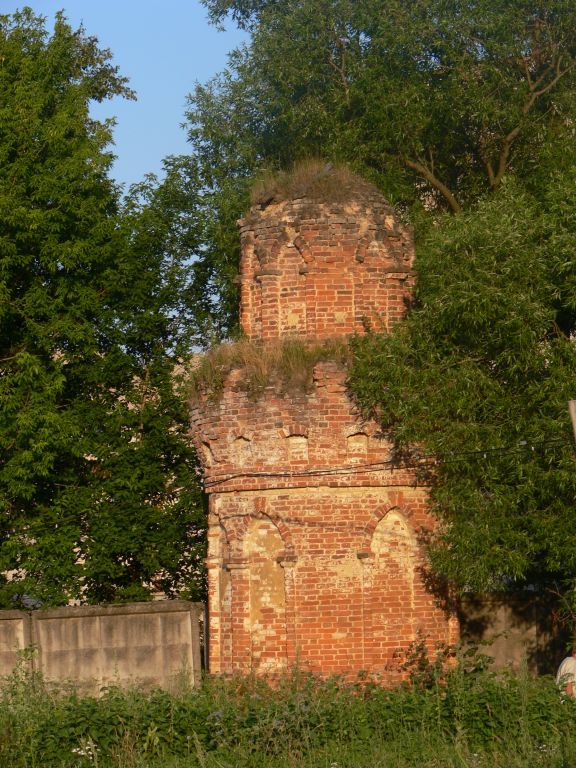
[349,154,576,602]
[185,0,576,331]
[187,0,576,606]
[0,10,204,606]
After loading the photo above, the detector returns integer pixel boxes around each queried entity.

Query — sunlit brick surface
[238,190,414,341]
[191,179,457,678]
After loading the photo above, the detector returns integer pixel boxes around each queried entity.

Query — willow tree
[349,154,576,603]
[181,0,576,606]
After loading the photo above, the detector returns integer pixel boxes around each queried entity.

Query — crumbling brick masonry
[190,171,457,677]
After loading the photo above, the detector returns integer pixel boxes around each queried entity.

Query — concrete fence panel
[0,600,202,694]
[459,592,569,675]
[0,609,32,678]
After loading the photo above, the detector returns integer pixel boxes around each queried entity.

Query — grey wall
[0,600,202,694]
[459,592,569,675]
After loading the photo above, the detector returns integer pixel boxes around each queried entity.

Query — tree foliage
[349,155,576,598]
[187,0,576,332]
[189,0,576,602]
[5,0,576,609]
[0,10,204,606]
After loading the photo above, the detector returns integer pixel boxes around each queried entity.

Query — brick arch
[222,501,296,563]
[293,234,313,264]
[213,517,231,562]
[346,431,368,458]
[281,423,309,438]
[345,427,368,438]
[249,499,296,560]
[362,505,417,673]
[219,517,243,561]
[243,514,285,559]
[243,514,289,672]
[370,510,416,568]
[354,235,371,263]
[254,238,282,269]
[263,514,296,560]
[199,440,216,468]
[359,502,413,553]
[229,432,253,467]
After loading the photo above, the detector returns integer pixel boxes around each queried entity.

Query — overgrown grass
[188,337,350,402]
[250,159,380,207]
[2,648,576,768]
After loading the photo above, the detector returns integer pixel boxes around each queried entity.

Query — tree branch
[491,57,576,189]
[479,126,496,187]
[404,158,462,213]
[328,27,351,106]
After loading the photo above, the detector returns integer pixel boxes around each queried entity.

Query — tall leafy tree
[185,0,576,607]
[0,10,204,606]
[185,0,576,332]
[349,150,576,603]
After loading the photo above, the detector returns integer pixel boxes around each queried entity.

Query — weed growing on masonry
[250,159,381,206]
[188,337,350,402]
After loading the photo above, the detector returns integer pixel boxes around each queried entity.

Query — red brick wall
[192,363,457,677]
[238,194,414,341]
[191,180,457,679]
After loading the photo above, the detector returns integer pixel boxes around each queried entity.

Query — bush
[1,651,576,767]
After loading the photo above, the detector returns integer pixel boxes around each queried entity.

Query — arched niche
[232,435,252,464]
[201,441,215,468]
[287,434,308,462]
[368,509,416,666]
[371,509,415,570]
[243,516,287,672]
[347,432,368,459]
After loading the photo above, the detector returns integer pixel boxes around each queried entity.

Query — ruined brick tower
[190,168,457,677]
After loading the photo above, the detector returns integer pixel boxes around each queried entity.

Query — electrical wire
[0,436,571,537]
[203,436,569,488]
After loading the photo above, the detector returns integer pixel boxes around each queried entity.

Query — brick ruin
[190,172,458,677]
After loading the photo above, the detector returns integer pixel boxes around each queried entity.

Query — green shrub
[1,650,576,767]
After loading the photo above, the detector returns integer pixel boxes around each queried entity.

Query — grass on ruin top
[250,158,381,207]
[188,337,351,402]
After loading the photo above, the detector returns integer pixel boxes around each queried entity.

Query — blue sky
[4,1,246,188]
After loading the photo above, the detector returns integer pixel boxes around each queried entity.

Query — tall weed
[1,648,575,767]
